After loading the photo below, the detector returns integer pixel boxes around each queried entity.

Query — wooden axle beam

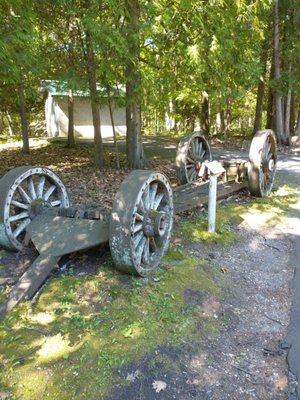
[173,179,247,213]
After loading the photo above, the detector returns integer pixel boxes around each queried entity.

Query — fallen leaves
[0,142,177,212]
[152,380,167,393]
[126,370,140,382]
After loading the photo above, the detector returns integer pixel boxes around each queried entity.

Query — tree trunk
[200,91,210,135]
[108,96,120,169]
[220,109,226,134]
[253,38,269,135]
[18,75,29,154]
[296,108,300,141]
[273,0,284,145]
[266,57,275,130]
[224,99,231,135]
[282,62,292,145]
[67,89,76,148]
[85,29,104,168]
[290,93,295,135]
[284,91,291,146]
[0,113,4,133]
[5,111,14,136]
[67,19,76,148]
[125,0,145,168]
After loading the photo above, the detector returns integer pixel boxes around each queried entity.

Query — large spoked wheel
[176,132,212,184]
[0,166,70,251]
[247,130,277,197]
[109,170,173,277]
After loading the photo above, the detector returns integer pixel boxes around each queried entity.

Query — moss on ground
[0,249,221,400]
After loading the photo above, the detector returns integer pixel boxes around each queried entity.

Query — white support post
[208,174,217,233]
[204,161,225,234]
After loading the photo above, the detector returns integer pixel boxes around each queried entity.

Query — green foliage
[0,0,298,143]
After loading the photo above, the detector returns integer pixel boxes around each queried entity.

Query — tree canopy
[0,0,299,162]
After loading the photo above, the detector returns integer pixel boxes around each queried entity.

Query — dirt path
[104,152,300,400]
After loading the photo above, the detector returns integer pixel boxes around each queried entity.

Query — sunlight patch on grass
[37,334,78,363]
[177,183,299,244]
[177,211,238,246]
[240,184,300,229]
[29,312,55,326]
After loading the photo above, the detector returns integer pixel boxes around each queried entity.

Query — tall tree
[273,0,284,144]
[67,18,76,148]
[125,0,145,168]
[296,107,300,141]
[253,36,269,135]
[0,0,42,152]
[200,91,210,135]
[67,89,75,148]
[84,27,104,168]
[18,72,30,153]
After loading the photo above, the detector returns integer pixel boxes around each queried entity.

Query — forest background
[0,0,299,168]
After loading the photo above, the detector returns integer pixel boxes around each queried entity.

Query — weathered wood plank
[0,254,60,320]
[27,214,110,256]
[174,180,247,213]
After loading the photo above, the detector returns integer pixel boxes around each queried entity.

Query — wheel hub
[143,210,167,238]
[29,199,50,219]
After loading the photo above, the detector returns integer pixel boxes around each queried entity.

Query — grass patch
[177,210,238,246]
[176,183,299,245]
[0,249,222,400]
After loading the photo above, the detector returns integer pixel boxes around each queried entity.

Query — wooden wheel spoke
[133,231,144,249]
[11,200,29,210]
[134,222,143,233]
[191,170,197,181]
[197,141,203,158]
[37,176,46,198]
[44,185,56,201]
[191,140,196,156]
[18,186,31,204]
[8,211,29,223]
[199,149,206,159]
[28,178,37,200]
[193,142,199,158]
[142,186,150,211]
[263,142,271,161]
[50,200,61,207]
[138,198,145,214]
[136,237,147,263]
[142,238,150,264]
[187,168,195,178]
[153,193,164,210]
[149,183,158,209]
[13,218,31,238]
